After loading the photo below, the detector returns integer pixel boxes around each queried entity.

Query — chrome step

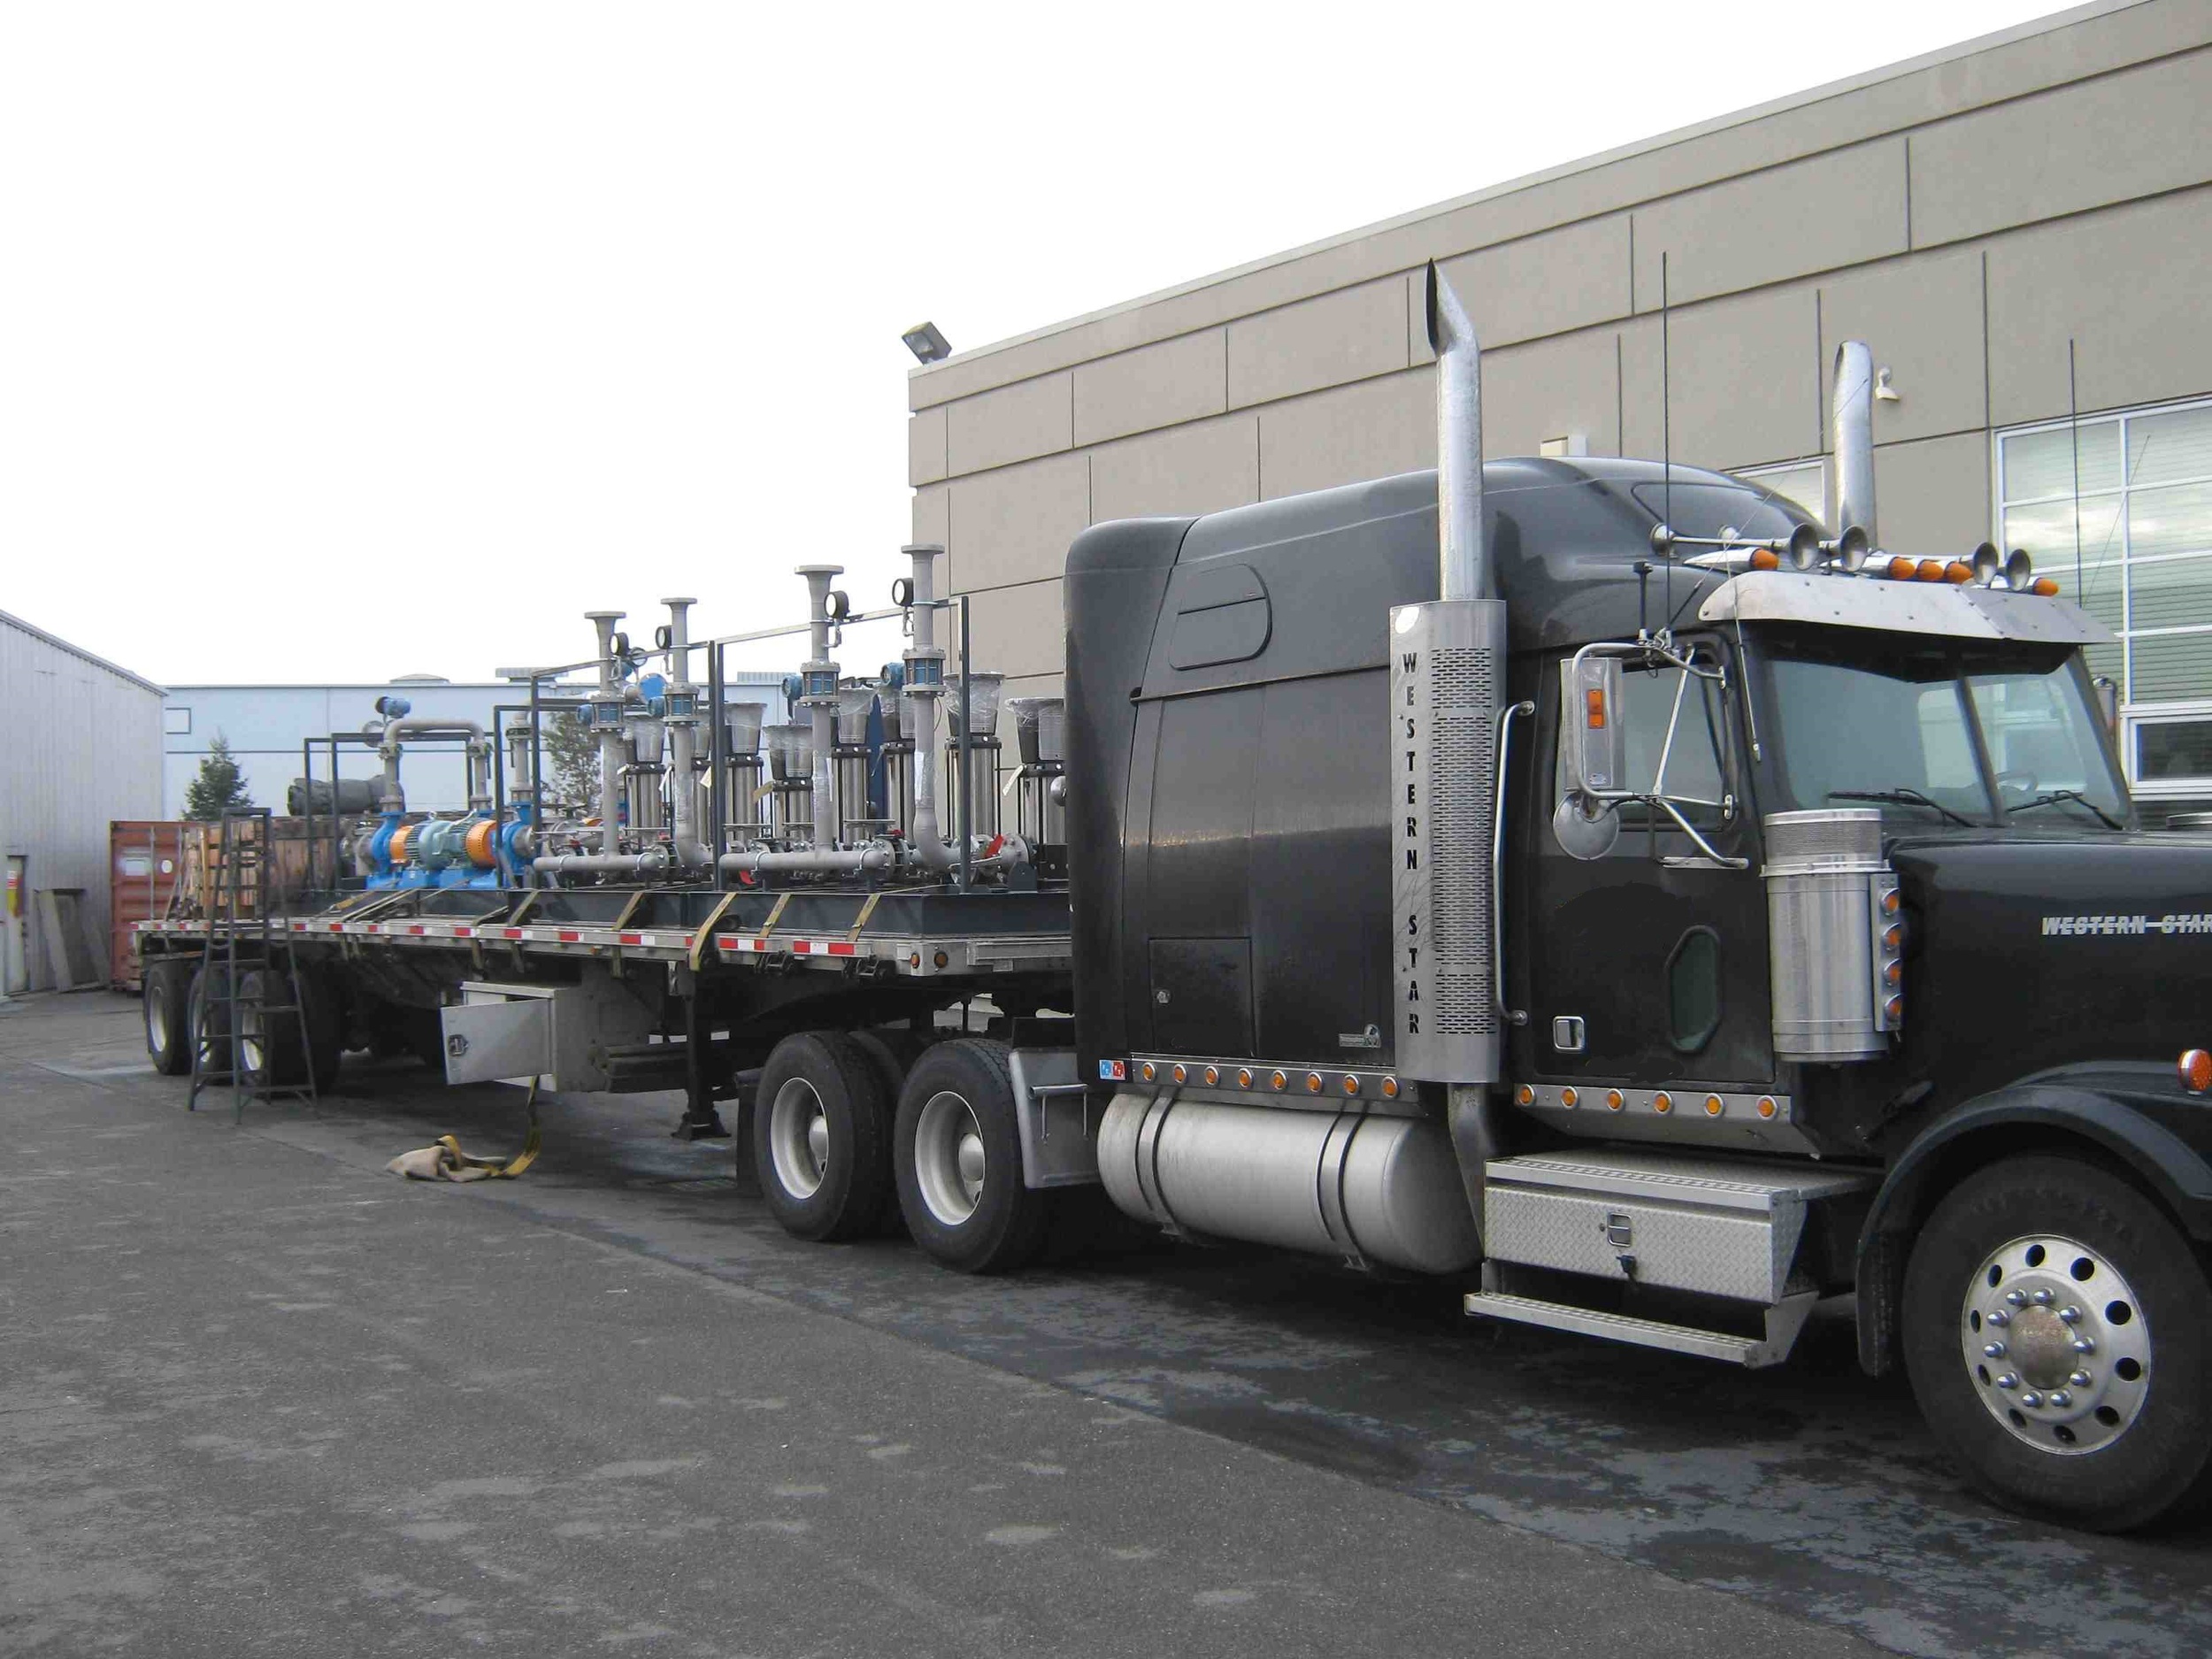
[1464,1288,1819,1369]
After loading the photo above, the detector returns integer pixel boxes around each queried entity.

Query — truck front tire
[752,1033,893,1242]
[894,1039,1049,1274]
[1902,1155,2212,1532]
[143,959,193,1076]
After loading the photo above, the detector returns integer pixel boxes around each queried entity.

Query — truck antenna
[1659,251,1673,646]
[2069,337,2083,595]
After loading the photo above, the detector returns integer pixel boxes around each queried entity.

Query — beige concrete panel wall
[946,372,1072,476]
[998,670,1065,703]
[1818,248,1988,446]
[944,452,1087,595]
[1985,188,2212,424]
[966,579,1066,680]
[1228,277,1409,410]
[1257,368,1434,500]
[1089,413,1260,525]
[1909,47,2212,248]
[1479,327,1624,459]
[906,4,2210,411]
[908,406,948,487]
[1074,329,1227,447]
[1417,216,1634,358]
[1614,317,1668,461]
[1632,140,1909,310]
[1872,433,1993,556]
[1658,287,1822,469]
[910,482,949,550]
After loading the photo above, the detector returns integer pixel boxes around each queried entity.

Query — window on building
[1738,458,1825,523]
[164,706,192,735]
[1997,399,2212,795]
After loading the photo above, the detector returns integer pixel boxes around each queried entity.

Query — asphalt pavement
[2,993,2205,1657]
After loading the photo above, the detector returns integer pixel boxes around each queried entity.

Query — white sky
[3,1,2070,688]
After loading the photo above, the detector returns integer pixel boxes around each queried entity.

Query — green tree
[182,732,255,820]
[544,707,601,808]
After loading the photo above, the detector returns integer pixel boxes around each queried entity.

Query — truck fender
[1853,1084,2212,1376]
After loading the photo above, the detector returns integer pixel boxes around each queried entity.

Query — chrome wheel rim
[1961,1233,2151,1455]
[768,1077,830,1200]
[146,985,170,1057]
[238,999,267,1077]
[914,1090,986,1227]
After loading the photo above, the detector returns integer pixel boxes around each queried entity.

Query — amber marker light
[1944,561,1975,584]
[2182,1049,2212,1094]
[1652,1091,1674,1114]
[2031,577,2062,596]
[1237,1067,1254,1089]
[1380,1076,1401,1100]
[1270,1070,1288,1092]
[1585,687,1608,730]
[1305,1071,1324,1094]
[1203,1065,1220,1086]
[1885,960,1905,987]
[1885,994,1905,1024]
[1878,556,1916,580]
[1881,887,1902,915]
[1749,547,1781,572]
[1341,1074,1360,1094]
[1141,1062,1157,1082]
[1171,1064,1187,1085]
[1605,1088,1625,1111]
[1756,1095,1779,1119]
[1560,1086,1578,1109]
[1704,1094,1724,1117]
[1515,1083,1535,1105]
[1883,923,1905,950]
[1916,558,1947,582]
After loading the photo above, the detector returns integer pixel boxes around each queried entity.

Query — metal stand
[672,981,728,1141]
[188,808,319,1123]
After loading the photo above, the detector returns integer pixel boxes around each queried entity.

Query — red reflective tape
[365,923,381,934]
[326,923,344,933]
[618,932,643,946]
[826,942,856,957]
[406,925,426,935]
[502,927,524,940]
[557,929,582,943]
[716,937,739,951]
[792,941,811,955]
[750,939,768,952]
[454,926,473,939]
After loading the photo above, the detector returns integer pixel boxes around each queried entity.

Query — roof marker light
[1916,558,1947,582]
[2031,577,2062,597]
[1750,547,1781,572]
[1944,561,1975,584]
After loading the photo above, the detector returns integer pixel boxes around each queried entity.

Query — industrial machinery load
[135,267,2212,1534]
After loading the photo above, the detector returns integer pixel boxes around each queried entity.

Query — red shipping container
[109,821,188,991]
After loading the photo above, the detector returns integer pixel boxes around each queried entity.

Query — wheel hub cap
[1961,1233,2150,1455]
[768,1079,829,1200]
[915,1091,985,1227]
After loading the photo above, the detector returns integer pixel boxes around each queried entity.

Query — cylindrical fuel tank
[1097,1094,1479,1275]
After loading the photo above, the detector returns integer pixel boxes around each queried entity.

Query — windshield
[1759,626,2129,829]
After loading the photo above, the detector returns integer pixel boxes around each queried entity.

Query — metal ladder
[188,807,320,1123]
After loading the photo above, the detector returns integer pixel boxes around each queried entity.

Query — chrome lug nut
[2006,1290,2027,1307]
[2030,1287,2055,1306]
[2058,1306,2081,1325]
[2021,1390,2044,1408]
[1986,1309,2010,1327]
[2069,1369,2093,1389]
[2048,1389,2072,1409]
[1983,1341,2007,1359]
[1996,1371,2020,1391]
[2072,1336,2096,1355]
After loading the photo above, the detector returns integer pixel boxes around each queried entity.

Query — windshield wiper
[2007,788,2124,830]
[1829,788,1976,827]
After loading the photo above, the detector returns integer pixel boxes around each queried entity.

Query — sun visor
[1698,572,2114,646]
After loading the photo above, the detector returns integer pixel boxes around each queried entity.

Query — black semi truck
[139,269,2212,1532]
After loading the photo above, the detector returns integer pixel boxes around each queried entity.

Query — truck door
[1520,637,1773,1088]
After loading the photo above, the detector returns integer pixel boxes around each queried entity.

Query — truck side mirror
[1559,655,1625,800]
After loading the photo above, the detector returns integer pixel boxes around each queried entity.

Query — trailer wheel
[848,1030,926,1235]
[188,964,234,1079]
[237,966,308,1088]
[894,1038,1048,1274]
[143,959,193,1076]
[1902,1155,2212,1532]
[297,968,343,1094]
[751,1033,893,1242]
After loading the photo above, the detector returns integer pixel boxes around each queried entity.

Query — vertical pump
[585,610,626,856]
[795,565,841,849]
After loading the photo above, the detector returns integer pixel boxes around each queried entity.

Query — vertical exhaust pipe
[1830,342,1878,547]
[1426,263,1492,603]
[795,566,841,848]
[586,611,626,856]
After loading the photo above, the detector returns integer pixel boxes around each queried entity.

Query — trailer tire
[752,1032,894,1242]
[143,959,193,1076]
[298,968,343,1094]
[1902,1155,2212,1532]
[894,1038,1048,1275]
[237,966,309,1089]
[188,964,234,1079]
[849,1030,926,1234]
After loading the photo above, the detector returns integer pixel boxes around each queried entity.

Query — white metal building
[0,609,165,995]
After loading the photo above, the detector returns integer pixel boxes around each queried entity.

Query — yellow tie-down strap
[387,1082,542,1182]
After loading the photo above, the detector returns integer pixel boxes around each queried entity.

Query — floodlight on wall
[902,321,952,364]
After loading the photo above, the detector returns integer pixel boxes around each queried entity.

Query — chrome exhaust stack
[1829,342,1878,549]
[1427,264,1493,603]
